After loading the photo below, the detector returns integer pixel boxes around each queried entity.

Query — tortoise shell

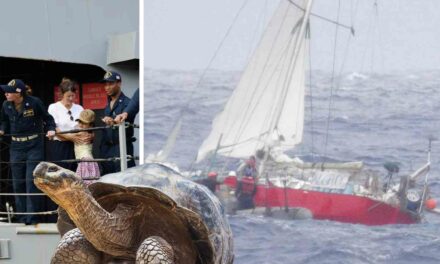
[88,162,234,264]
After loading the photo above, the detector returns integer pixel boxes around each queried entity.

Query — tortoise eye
[48,166,58,173]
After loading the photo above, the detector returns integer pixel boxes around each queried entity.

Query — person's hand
[114,112,128,124]
[46,130,56,140]
[72,132,92,145]
[102,116,114,126]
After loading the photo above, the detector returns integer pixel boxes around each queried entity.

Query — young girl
[75,109,100,185]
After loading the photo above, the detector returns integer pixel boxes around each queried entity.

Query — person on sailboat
[235,174,257,210]
[235,156,258,209]
[238,155,258,178]
[198,171,218,193]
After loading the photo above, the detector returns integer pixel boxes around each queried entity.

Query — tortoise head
[33,162,85,200]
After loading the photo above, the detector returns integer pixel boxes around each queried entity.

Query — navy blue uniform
[100,92,135,174]
[124,88,139,120]
[0,95,55,224]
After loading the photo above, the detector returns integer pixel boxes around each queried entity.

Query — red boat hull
[224,176,418,225]
[254,186,418,225]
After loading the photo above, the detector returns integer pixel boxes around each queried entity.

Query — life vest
[240,176,255,195]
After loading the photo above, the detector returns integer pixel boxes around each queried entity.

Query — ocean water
[145,69,440,264]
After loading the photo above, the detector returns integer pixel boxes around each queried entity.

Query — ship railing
[0,121,138,223]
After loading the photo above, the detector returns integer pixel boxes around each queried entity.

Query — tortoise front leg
[136,236,174,264]
[51,228,102,264]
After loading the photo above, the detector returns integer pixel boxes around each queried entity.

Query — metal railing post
[118,122,127,171]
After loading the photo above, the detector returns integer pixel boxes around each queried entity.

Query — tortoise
[33,161,234,264]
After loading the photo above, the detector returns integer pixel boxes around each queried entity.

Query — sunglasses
[67,110,74,121]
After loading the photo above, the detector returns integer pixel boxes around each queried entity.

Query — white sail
[197,0,310,162]
[146,117,182,162]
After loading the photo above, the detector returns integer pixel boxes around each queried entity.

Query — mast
[259,0,314,176]
[418,138,433,214]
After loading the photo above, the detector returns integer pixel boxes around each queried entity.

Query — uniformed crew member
[0,79,56,224]
[114,88,139,124]
[100,71,135,174]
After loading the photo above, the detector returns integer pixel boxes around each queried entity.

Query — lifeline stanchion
[119,121,127,171]
[6,202,12,223]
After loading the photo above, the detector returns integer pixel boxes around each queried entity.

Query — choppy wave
[145,69,440,263]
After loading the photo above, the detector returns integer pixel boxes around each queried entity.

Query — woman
[47,78,91,171]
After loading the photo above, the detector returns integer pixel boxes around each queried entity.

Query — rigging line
[307,24,315,160]
[180,0,250,116]
[323,0,342,159]
[328,7,355,161]
[287,0,354,35]
[334,30,355,95]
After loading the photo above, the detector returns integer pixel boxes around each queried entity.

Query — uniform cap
[101,71,122,83]
[1,79,26,94]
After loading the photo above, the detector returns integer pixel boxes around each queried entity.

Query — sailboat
[194,0,433,225]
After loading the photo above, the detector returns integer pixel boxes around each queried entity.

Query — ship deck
[0,222,59,263]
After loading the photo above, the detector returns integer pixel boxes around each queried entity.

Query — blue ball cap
[101,71,122,83]
[1,79,26,93]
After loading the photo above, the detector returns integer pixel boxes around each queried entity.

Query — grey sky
[145,0,440,73]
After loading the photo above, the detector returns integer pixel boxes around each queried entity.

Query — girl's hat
[76,109,95,124]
